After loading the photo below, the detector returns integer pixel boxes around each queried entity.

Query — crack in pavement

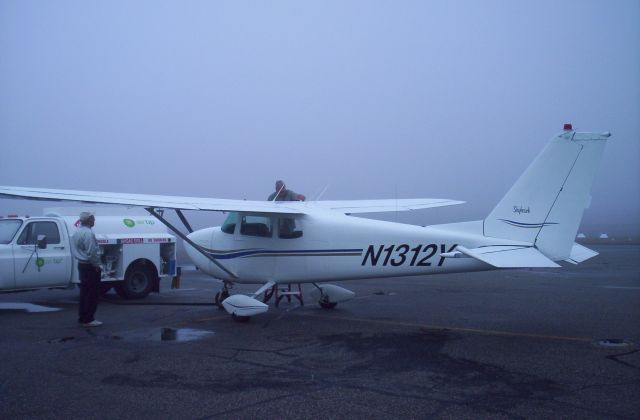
[98,329,595,417]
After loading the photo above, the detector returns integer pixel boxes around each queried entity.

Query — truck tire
[115,263,154,299]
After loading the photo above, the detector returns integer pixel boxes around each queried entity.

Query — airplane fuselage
[185,209,515,285]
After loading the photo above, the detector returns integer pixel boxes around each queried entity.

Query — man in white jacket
[71,212,102,327]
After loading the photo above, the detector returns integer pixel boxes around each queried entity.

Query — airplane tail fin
[483,125,610,261]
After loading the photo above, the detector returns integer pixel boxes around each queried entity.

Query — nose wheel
[214,282,232,309]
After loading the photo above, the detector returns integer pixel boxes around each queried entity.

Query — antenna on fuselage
[271,183,285,201]
[395,183,398,222]
[311,184,330,202]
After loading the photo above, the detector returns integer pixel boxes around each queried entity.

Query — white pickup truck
[0,212,177,299]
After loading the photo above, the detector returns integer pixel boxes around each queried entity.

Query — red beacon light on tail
[563,123,573,131]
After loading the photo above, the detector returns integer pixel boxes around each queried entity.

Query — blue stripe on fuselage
[201,248,363,260]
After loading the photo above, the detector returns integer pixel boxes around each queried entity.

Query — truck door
[13,220,72,288]
[0,219,23,290]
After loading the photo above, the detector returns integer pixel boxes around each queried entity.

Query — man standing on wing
[268,180,305,237]
[268,180,306,202]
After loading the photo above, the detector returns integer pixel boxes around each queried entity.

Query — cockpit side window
[221,212,238,234]
[240,215,273,238]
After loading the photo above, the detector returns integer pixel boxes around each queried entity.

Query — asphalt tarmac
[1,245,639,419]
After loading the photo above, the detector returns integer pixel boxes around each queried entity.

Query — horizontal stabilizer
[456,245,560,268]
[564,243,598,264]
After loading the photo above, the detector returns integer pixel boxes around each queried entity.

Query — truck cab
[0,216,72,291]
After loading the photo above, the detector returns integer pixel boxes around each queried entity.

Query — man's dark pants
[78,263,101,324]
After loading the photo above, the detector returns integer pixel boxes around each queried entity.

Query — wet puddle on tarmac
[592,338,635,348]
[104,328,215,343]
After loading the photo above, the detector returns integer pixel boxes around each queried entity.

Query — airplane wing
[0,186,305,214]
[0,186,463,215]
[309,199,465,214]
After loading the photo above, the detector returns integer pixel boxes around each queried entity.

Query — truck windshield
[0,219,23,244]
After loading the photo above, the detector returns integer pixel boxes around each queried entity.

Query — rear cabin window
[17,221,61,245]
[278,217,303,239]
[240,215,272,237]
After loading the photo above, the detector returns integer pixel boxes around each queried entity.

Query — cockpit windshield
[0,219,23,244]
[221,212,238,234]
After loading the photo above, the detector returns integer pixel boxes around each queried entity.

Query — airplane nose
[186,228,212,246]
[185,228,215,272]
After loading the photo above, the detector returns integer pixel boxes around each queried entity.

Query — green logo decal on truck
[123,219,135,228]
[36,258,45,268]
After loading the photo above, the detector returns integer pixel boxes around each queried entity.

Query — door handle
[54,246,65,250]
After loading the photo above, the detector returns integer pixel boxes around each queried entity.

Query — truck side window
[240,215,272,237]
[17,221,61,245]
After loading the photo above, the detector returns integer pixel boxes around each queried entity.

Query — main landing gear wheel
[318,296,337,309]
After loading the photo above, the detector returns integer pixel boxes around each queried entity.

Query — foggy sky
[1,1,638,235]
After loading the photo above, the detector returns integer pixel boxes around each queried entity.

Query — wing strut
[145,207,237,279]
[175,209,194,233]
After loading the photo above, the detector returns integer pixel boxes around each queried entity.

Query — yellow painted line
[164,308,593,343]
[171,314,229,327]
[299,313,593,343]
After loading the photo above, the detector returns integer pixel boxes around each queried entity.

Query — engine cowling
[184,227,215,273]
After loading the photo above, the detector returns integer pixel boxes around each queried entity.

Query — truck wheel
[115,264,154,299]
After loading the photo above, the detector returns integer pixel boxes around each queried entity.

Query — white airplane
[0,125,610,322]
